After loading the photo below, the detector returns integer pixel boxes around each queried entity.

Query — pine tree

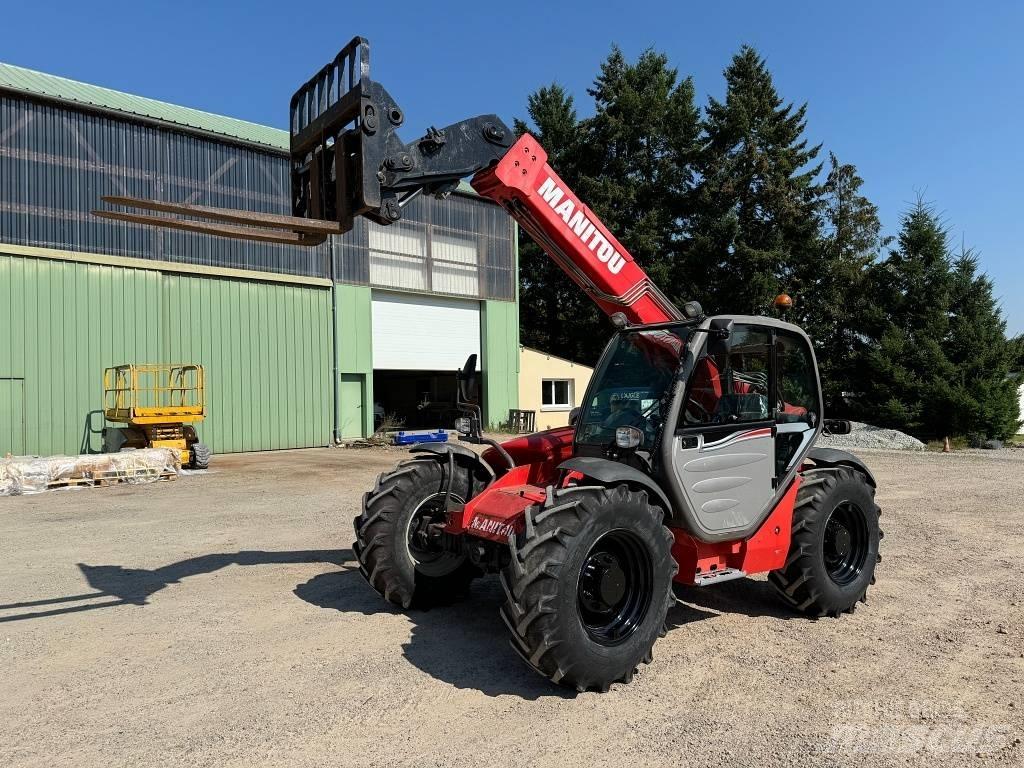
[513,84,582,357]
[578,47,700,293]
[798,154,887,411]
[516,49,701,364]
[1009,334,1024,374]
[942,248,1021,439]
[687,45,822,315]
[853,201,955,436]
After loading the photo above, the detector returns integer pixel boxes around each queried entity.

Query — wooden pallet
[48,469,177,489]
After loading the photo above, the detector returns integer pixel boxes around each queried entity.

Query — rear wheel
[500,484,676,692]
[353,458,484,608]
[769,467,881,617]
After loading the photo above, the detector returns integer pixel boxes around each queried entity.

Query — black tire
[500,484,677,692]
[769,467,882,617]
[189,442,211,469]
[353,457,485,609]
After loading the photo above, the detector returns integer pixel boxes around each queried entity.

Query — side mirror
[458,354,478,403]
[823,418,852,435]
[568,406,581,427]
[707,318,734,359]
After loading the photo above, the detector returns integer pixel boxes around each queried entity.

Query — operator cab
[574,321,692,463]
[575,316,822,541]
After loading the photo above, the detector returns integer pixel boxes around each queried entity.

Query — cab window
[776,332,818,424]
[684,325,772,426]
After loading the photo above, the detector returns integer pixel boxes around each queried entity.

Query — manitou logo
[537,176,626,275]
[469,515,516,539]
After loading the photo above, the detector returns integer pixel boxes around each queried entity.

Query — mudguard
[409,442,495,481]
[805,447,876,487]
[557,456,673,514]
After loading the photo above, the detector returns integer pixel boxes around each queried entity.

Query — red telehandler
[96,38,882,692]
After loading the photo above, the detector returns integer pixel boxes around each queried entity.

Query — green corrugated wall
[163,273,331,453]
[0,252,331,456]
[0,249,520,452]
[480,224,520,428]
[335,283,374,439]
[481,299,520,428]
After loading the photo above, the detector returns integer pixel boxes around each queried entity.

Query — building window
[542,379,573,411]
[334,192,515,301]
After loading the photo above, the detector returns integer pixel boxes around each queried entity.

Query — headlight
[454,417,472,435]
[615,426,643,449]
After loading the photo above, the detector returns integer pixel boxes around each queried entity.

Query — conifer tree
[513,84,582,357]
[853,201,955,435]
[687,46,822,315]
[516,49,701,364]
[798,154,887,410]
[942,248,1021,439]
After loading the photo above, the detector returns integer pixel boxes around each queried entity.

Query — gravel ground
[1,446,1022,767]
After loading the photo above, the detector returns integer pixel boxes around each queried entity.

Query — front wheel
[353,458,484,609]
[500,484,677,692]
[769,467,881,617]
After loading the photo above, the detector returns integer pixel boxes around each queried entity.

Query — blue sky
[3,1,1021,334]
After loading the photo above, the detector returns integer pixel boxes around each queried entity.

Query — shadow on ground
[673,577,798,621]
[293,564,793,700]
[0,549,348,623]
[296,569,579,700]
[1,546,797,699]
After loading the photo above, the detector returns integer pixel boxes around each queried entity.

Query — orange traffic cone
[942,436,951,453]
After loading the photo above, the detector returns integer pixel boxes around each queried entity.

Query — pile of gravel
[816,421,926,451]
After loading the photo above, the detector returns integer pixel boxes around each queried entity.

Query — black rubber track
[768,467,883,618]
[353,457,484,609]
[189,442,211,470]
[499,483,677,692]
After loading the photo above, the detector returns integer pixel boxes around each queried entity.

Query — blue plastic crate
[392,430,449,446]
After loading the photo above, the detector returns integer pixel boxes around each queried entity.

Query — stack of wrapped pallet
[0,448,181,496]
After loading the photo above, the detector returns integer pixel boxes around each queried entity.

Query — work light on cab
[615,426,643,449]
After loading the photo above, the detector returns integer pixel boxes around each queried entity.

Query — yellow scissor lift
[102,364,211,469]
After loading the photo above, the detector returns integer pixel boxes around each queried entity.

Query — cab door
[773,329,821,478]
[670,323,777,537]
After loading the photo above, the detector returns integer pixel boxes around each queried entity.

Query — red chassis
[433,134,804,586]
[437,428,801,586]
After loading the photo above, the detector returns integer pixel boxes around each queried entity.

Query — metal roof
[0,60,480,196]
[0,61,289,151]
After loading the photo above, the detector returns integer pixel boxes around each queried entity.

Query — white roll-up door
[371,291,481,370]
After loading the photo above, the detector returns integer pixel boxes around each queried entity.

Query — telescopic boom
[95,37,682,325]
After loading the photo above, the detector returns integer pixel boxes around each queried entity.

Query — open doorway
[372,370,465,431]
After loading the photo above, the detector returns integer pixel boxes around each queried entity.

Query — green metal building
[0,62,519,457]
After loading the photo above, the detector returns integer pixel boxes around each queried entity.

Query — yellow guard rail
[103,364,206,425]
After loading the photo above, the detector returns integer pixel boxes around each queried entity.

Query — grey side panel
[672,431,775,535]
[409,442,495,480]
[557,457,672,513]
[805,447,876,487]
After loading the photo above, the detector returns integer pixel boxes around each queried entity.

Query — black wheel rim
[405,492,464,577]
[576,529,653,646]
[823,500,870,586]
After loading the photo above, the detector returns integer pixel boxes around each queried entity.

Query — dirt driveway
[1,447,1021,767]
